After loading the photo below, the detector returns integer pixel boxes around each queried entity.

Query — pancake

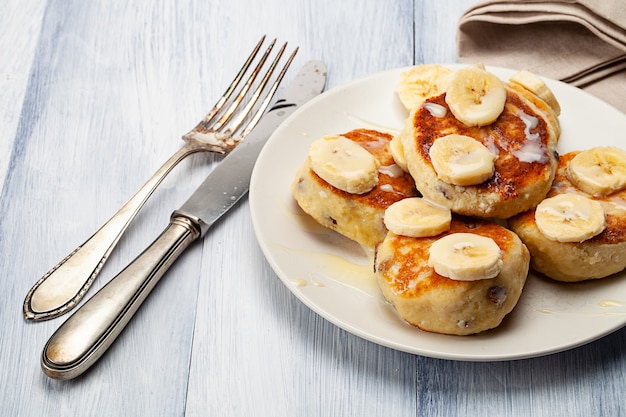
[398,82,560,219]
[508,151,626,282]
[292,129,419,248]
[375,217,530,335]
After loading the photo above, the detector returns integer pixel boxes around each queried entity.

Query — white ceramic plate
[249,65,626,361]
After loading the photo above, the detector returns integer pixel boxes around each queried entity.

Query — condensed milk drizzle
[537,299,626,316]
[378,164,404,178]
[512,111,549,163]
[422,102,447,118]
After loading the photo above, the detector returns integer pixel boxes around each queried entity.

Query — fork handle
[23,143,205,321]
[41,214,200,380]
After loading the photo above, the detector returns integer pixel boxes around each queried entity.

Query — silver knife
[40,60,327,380]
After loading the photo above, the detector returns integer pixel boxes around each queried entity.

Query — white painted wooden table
[2,1,625,416]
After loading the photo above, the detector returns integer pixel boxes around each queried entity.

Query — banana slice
[428,233,503,281]
[397,64,453,111]
[509,70,561,116]
[384,198,451,237]
[445,66,506,127]
[567,147,626,196]
[535,194,606,243]
[389,135,408,171]
[308,135,380,194]
[429,134,497,186]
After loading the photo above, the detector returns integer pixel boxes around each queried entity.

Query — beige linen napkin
[457,0,626,114]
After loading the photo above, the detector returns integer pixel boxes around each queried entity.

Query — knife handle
[41,215,200,380]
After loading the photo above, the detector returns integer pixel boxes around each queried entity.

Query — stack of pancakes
[292,64,626,336]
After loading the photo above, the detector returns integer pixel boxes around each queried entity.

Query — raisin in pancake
[292,129,419,248]
[375,217,529,335]
[508,151,626,282]
[398,82,560,219]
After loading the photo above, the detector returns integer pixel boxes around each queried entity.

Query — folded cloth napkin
[457,0,626,114]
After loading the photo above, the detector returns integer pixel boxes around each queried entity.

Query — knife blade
[40,60,327,380]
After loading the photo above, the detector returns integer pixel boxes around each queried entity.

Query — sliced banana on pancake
[509,70,561,116]
[384,198,451,237]
[396,64,453,111]
[389,135,408,171]
[428,233,503,281]
[535,194,606,243]
[445,66,506,127]
[308,135,380,194]
[567,147,626,196]
[429,134,497,186]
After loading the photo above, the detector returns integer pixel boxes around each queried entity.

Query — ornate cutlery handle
[23,144,204,321]
[41,215,200,380]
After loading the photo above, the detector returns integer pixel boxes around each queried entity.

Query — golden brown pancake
[292,129,419,248]
[508,152,626,282]
[375,217,529,335]
[398,83,560,219]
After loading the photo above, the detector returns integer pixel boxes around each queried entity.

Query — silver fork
[23,36,297,321]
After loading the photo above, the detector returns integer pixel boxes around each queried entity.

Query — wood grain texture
[0,1,48,191]
[1,0,625,416]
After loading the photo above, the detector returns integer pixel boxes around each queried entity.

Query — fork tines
[190,36,298,146]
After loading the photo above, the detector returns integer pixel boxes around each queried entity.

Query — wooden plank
[185,0,418,416]
[0,0,48,188]
[1,0,221,415]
